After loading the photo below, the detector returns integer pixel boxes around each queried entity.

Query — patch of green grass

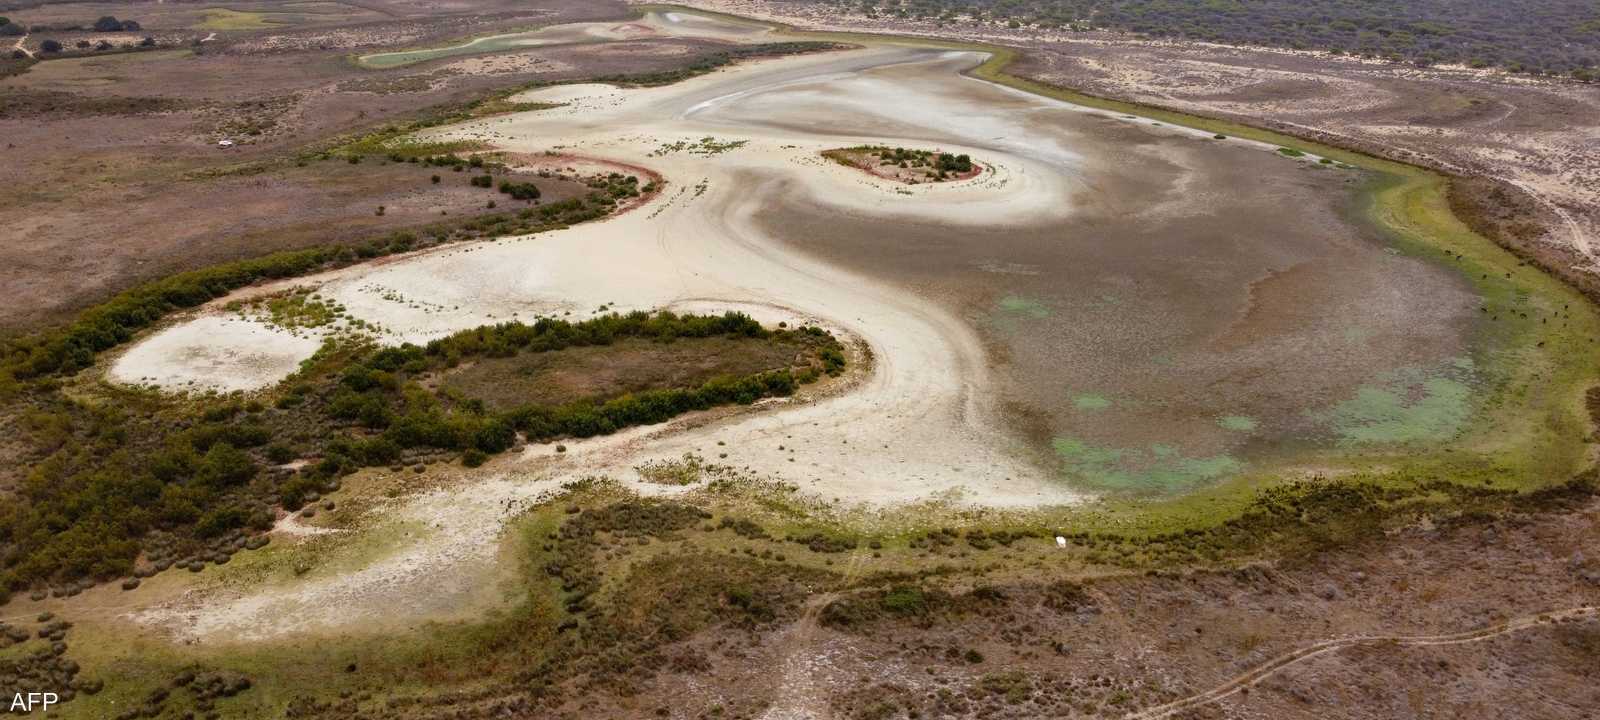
[1217,415,1258,432]
[997,294,1051,318]
[192,8,286,31]
[1317,367,1473,445]
[357,28,551,70]
[339,133,481,160]
[1073,394,1111,411]
[1051,437,1244,493]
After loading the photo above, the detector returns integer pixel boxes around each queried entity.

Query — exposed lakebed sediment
[115,41,1476,504]
[119,24,1488,640]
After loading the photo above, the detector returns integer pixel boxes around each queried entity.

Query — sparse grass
[337,133,482,161]
[229,288,346,330]
[635,453,708,485]
[468,99,563,117]
[35,455,1597,718]
[651,136,749,156]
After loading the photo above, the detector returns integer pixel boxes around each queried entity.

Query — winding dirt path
[10,33,33,59]
[1508,177,1595,268]
[1122,605,1600,720]
[760,548,872,720]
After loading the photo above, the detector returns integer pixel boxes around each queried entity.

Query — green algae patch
[1073,394,1112,411]
[1318,367,1473,445]
[1052,437,1244,494]
[997,294,1051,318]
[1218,415,1258,432]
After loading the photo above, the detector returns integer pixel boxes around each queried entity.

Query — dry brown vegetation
[439,335,817,412]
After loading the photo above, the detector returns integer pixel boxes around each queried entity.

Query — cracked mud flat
[118,19,1485,641]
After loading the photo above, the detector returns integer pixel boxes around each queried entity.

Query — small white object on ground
[1056,535,1067,548]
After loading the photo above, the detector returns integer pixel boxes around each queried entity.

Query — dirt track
[1124,606,1600,720]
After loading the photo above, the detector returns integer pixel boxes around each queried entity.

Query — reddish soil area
[0,0,774,333]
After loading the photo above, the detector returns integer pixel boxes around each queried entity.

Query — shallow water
[710,53,1479,492]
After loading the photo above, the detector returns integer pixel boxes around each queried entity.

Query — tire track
[759,548,871,720]
[1123,605,1600,720]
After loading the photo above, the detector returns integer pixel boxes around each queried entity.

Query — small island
[822,145,983,184]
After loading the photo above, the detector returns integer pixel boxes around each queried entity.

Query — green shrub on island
[498,180,541,201]
[825,145,979,182]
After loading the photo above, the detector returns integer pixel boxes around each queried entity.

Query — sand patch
[108,315,323,393]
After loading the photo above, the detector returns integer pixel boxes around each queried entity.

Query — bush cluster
[498,180,541,201]
[838,0,1600,76]
[0,309,842,598]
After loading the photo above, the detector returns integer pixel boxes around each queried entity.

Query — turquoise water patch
[1315,360,1475,445]
[1073,394,1112,411]
[1052,437,1244,493]
[997,295,1051,318]
[1218,415,1258,432]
